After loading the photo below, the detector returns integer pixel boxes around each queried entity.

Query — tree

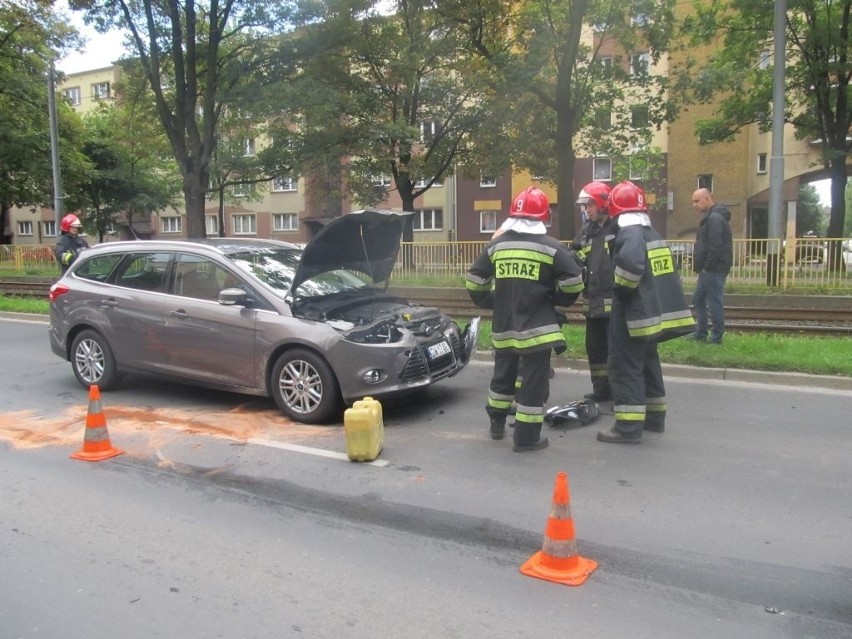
[441,0,678,238]
[289,0,500,249]
[796,183,826,236]
[77,103,180,241]
[70,0,298,238]
[0,0,86,243]
[677,0,850,269]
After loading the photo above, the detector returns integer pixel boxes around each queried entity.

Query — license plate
[426,340,451,360]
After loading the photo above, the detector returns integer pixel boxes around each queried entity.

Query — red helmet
[576,181,610,211]
[60,213,82,233]
[509,186,550,222]
[608,181,647,218]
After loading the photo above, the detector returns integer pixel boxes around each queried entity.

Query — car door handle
[169,310,190,318]
[101,299,119,308]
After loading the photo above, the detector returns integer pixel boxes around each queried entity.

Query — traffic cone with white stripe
[71,385,124,462]
[520,471,597,586]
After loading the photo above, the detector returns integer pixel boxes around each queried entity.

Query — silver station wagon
[49,210,478,423]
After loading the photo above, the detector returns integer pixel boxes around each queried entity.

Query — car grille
[400,331,463,383]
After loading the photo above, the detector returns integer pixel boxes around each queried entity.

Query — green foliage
[676,0,850,238]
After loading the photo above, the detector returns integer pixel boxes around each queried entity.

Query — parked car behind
[49,210,478,423]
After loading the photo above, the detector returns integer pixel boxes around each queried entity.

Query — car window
[174,254,231,301]
[115,252,171,292]
[74,254,124,282]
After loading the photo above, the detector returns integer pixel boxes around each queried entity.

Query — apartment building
[8,15,832,248]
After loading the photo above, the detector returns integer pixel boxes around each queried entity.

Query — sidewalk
[6,310,851,392]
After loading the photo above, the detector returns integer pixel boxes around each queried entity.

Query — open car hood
[292,209,413,295]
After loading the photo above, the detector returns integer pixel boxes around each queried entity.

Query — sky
[55,1,128,75]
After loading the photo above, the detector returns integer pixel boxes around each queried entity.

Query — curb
[470,352,852,392]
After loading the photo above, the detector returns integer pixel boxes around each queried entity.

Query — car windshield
[227,247,372,298]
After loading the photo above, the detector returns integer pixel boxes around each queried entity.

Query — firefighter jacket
[611,213,694,342]
[466,229,584,355]
[571,218,615,318]
[54,232,89,274]
[693,204,733,275]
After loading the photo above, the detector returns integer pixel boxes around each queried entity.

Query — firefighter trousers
[487,349,551,446]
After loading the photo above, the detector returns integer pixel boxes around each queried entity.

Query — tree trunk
[825,157,848,272]
[399,182,416,270]
[183,166,209,239]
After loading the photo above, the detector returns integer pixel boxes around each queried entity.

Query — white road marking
[247,437,390,467]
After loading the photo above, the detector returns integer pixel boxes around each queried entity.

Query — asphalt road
[1,316,850,638]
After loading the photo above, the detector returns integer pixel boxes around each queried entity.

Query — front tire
[70,329,119,390]
[271,348,341,424]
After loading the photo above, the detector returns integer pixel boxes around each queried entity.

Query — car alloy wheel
[71,329,119,390]
[271,348,340,424]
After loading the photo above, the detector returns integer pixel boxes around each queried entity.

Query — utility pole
[47,60,64,228]
[766,0,786,286]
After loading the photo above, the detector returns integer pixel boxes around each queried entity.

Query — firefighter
[598,181,694,444]
[466,186,584,452]
[54,214,89,275]
[572,181,615,402]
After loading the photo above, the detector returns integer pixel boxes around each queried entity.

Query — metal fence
[3,239,852,290]
[393,238,852,291]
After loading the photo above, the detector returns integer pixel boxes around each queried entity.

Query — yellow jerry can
[343,397,384,462]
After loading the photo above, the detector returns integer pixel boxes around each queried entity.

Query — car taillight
[49,283,70,302]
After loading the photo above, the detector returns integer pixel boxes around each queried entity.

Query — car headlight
[344,320,403,344]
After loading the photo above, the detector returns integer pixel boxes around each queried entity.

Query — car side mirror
[219,287,249,307]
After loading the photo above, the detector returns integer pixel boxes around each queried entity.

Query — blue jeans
[693,270,727,341]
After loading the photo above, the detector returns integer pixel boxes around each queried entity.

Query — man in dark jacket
[597,182,694,444]
[690,189,733,344]
[573,181,615,401]
[466,186,584,452]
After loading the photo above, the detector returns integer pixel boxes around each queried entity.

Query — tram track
[3,279,852,337]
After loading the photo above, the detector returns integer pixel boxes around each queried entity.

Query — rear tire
[70,329,120,390]
[271,348,341,424]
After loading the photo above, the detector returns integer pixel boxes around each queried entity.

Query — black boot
[597,424,642,444]
[488,412,506,440]
[644,414,665,433]
[513,423,549,452]
[583,381,612,402]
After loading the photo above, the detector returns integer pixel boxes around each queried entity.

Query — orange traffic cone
[70,385,124,462]
[520,471,597,586]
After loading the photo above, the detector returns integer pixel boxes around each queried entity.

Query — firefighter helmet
[575,181,610,212]
[608,181,647,218]
[60,214,82,233]
[509,186,550,222]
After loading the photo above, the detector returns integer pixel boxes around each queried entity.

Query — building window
[273,213,298,231]
[758,50,771,70]
[593,157,612,181]
[596,109,612,129]
[480,210,498,233]
[233,214,256,235]
[597,56,614,79]
[92,82,110,100]
[697,174,714,191]
[757,153,768,174]
[630,52,650,77]
[243,138,256,157]
[232,183,250,197]
[272,175,297,192]
[205,215,219,236]
[631,10,650,26]
[17,221,33,236]
[413,208,443,231]
[420,120,441,143]
[371,175,392,187]
[415,177,442,188]
[480,174,497,188]
[630,105,649,129]
[161,217,182,233]
[43,220,57,237]
[64,87,81,106]
[629,156,646,180]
